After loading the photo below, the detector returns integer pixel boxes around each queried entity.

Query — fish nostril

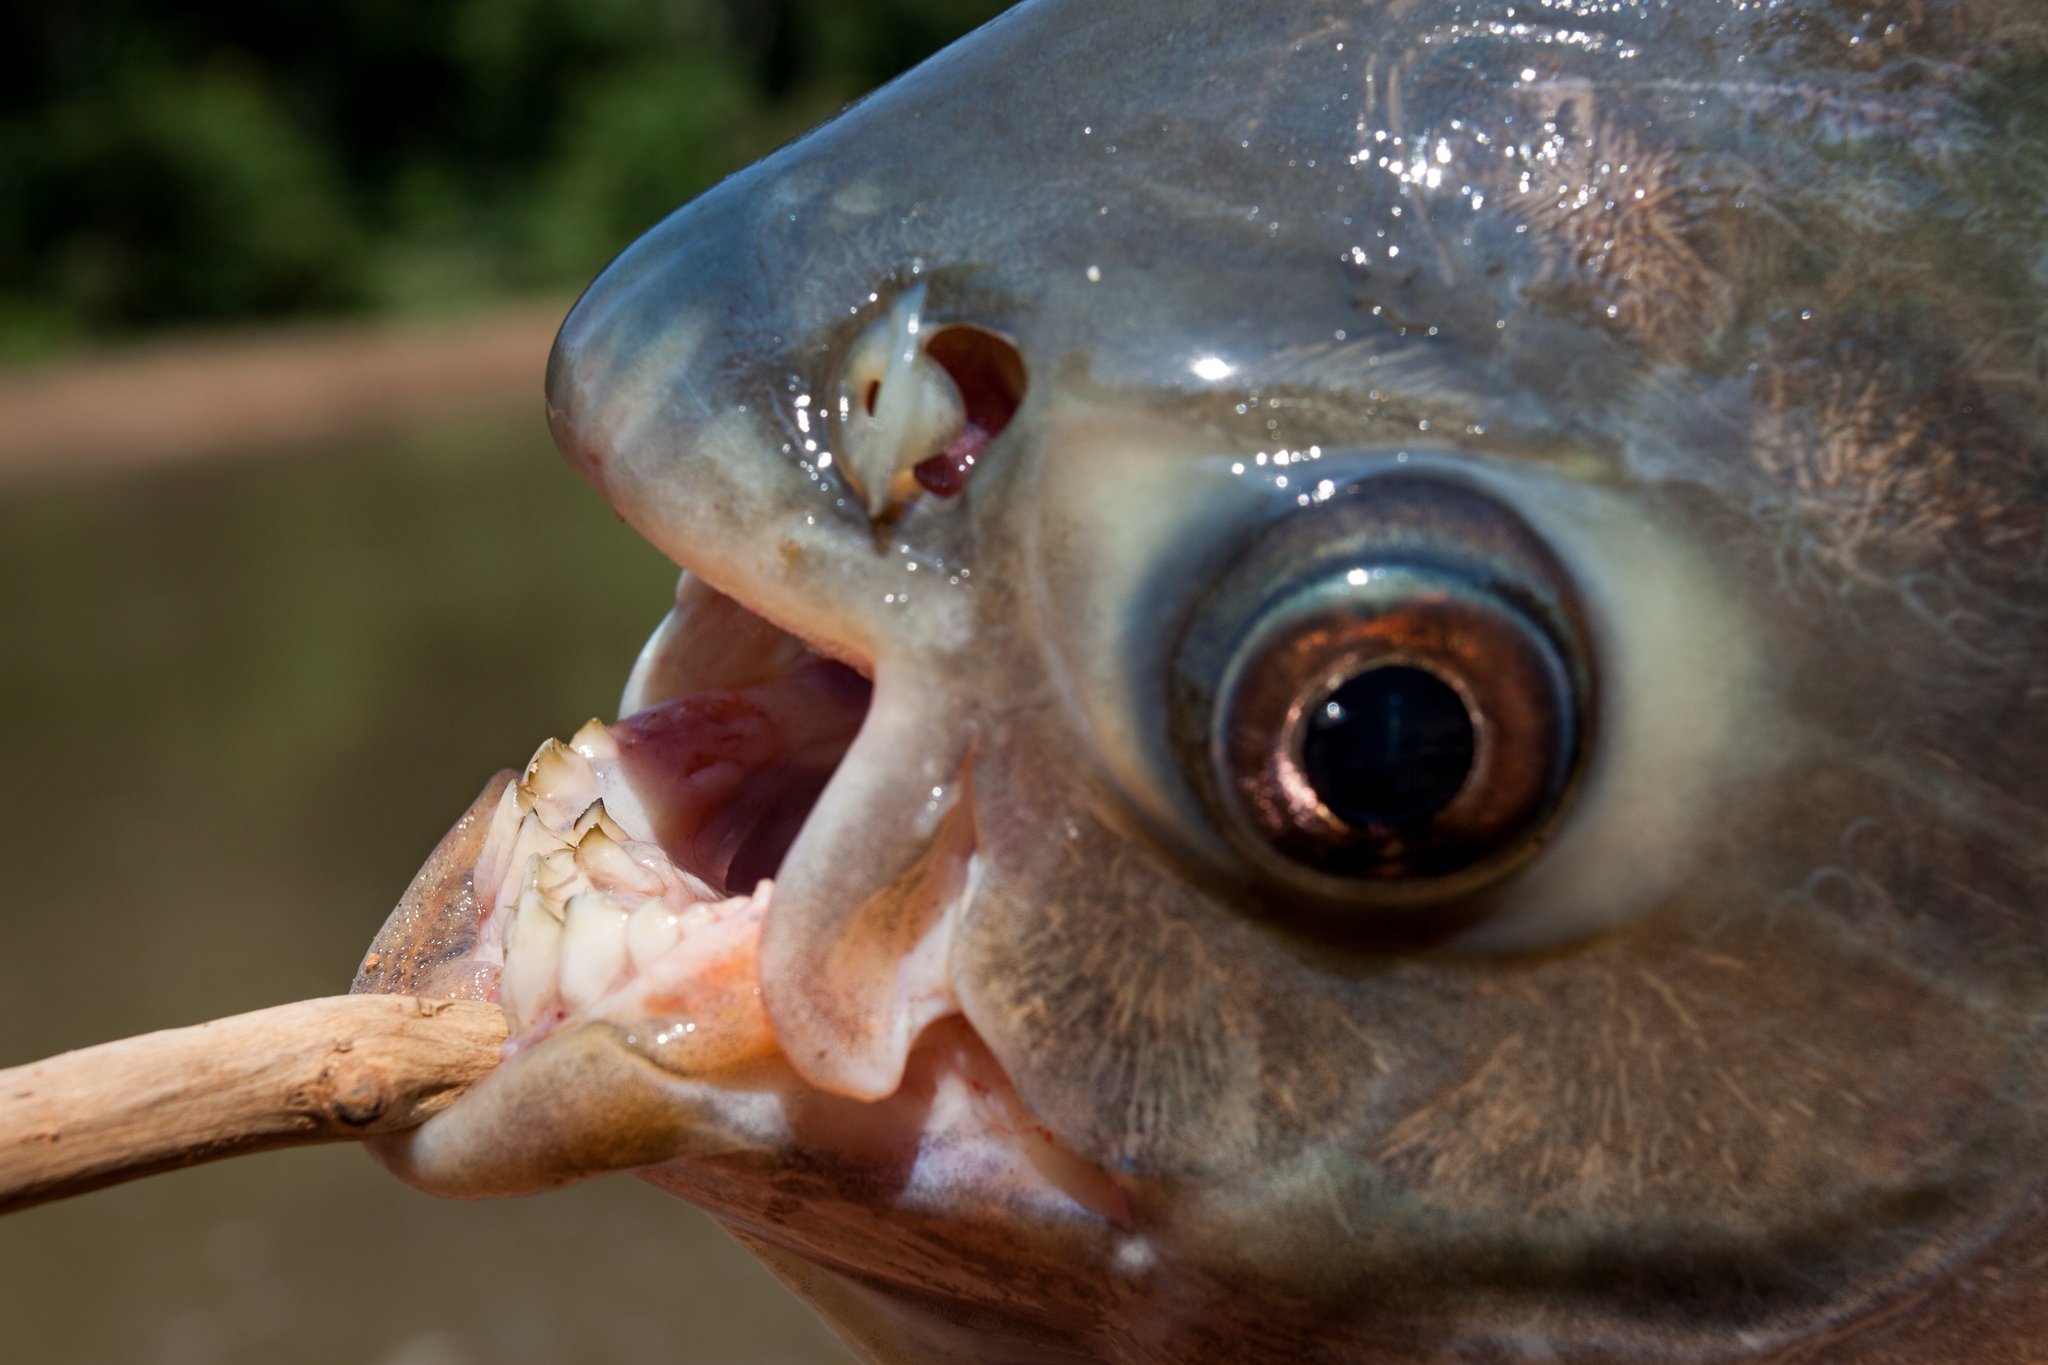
[831,294,1028,516]
[911,324,1027,499]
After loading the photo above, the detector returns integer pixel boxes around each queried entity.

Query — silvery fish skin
[359,0,2048,1360]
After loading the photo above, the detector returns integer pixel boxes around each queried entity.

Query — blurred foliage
[0,0,1011,359]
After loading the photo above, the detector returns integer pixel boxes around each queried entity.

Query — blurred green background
[0,3,1008,1361]
[2,0,1009,359]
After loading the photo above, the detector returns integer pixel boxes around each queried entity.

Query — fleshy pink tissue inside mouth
[613,659,871,897]
[431,635,872,1072]
[360,588,1136,1227]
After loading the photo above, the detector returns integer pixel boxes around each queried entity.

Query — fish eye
[1173,472,1595,925]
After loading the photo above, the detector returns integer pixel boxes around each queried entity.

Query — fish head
[358,0,2048,1359]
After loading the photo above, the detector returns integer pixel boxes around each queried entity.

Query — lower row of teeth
[502,852,733,1031]
[474,722,765,1050]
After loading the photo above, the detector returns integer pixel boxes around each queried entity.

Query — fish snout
[541,130,1038,671]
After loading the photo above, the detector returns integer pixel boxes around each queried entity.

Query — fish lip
[352,769,515,1003]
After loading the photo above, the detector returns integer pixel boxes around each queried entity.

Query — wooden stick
[0,995,506,1216]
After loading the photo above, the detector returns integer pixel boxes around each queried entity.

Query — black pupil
[1301,666,1476,827]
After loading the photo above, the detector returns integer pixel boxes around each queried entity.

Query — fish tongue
[610,657,871,896]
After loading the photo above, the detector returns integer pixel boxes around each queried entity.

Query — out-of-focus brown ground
[0,301,569,484]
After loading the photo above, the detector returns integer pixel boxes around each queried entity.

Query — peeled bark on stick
[0,995,506,1215]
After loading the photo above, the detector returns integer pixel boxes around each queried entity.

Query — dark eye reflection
[1303,665,1477,828]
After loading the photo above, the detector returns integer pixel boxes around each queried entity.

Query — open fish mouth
[352,571,1136,1244]
[347,550,1148,1213]
[515,574,877,1052]
[357,574,961,1083]
[477,606,876,1077]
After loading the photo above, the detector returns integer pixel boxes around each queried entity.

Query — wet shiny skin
[366,1,2048,1360]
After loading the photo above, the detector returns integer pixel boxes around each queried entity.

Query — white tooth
[534,847,587,901]
[569,717,618,762]
[501,881,564,1031]
[572,801,636,849]
[559,892,630,1009]
[625,900,682,970]
[470,781,533,912]
[577,825,664,898]
[479,812,576,937]
[522,739,601,832]
[586,767,656,846]
[619,838,718,906]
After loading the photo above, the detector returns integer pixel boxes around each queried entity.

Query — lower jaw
[358,700,862,1075]
[350,670,1128,1206]
[350,574,1142,1298]
[356,742,1955,1361]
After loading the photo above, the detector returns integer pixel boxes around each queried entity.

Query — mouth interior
[358,579,1139,1227]
[612,651,871,897]
[421,582,879,1066]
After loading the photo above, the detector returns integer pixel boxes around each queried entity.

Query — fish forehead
[540,0,2048,1357]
